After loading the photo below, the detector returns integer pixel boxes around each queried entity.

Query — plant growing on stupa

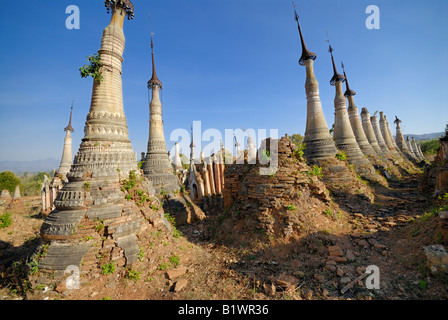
[79,53,103,82]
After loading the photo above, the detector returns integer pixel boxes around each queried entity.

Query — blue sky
[0,0,447,162]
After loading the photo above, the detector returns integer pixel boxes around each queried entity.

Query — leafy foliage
[79,53,103,82]
[19,172,52,196]
[290,133,304,147]
[0,211,12,229]
[335,151,347,161]
[419,139,439,155]
[0,171,22,195]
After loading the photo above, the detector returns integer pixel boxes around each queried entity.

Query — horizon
[0,0,447,163]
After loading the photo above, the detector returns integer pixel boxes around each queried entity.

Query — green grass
[101,262,116,275]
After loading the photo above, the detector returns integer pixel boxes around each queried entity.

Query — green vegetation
[83,182,91,191]
[290,133,304,147]
[0,211,13,229]
[169,254,180,267]
[165,213,183,238]
[0,171,22,195]
[306,165,323,178]
[335,151,347,161]
[323,209,333,218]
[101,262,116,275]
[124,268,141,281]
[158,262,170,271]
[286,204,296,211]
[20,171,53,196]
[260,149,271,163]
[419,139,440,155]
[79,53,103,82]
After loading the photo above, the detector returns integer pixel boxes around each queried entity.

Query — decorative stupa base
[303,138,338,164]
[144,172,180,196]
[38,174,171,274]
[335,143,375,178]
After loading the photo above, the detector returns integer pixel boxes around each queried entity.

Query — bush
[420,139,440,155]
[0,212,13,229]
[336,151,347,161]
[0,171,22,195]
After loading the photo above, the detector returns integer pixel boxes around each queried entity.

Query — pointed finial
[190,124,195,148]
[147,17,162,89]
[64,100,74,132]
[341,62,356,96]
[328,43,345,85]
[292,0,316,66]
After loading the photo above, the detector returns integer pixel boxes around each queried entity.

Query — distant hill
[403,132,445,141]
[0,158,60,174]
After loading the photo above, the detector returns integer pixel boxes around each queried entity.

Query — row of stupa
[292,5,425,178]
[37,1,426,273]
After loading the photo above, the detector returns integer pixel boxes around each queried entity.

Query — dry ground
[0,170,447,300]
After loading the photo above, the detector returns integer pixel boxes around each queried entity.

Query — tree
[0,171,22,194]
[420,139,440,155]
[20,171,52,196]
[290,133,304,147]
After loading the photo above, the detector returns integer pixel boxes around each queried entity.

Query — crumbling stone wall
[221,137,332,241]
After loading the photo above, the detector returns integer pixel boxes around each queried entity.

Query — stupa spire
[293,1,316,66]
[341,62,356,97]
[142,31,179,194]
[147,34,162,89]
[328,45,345,86]
[293,3,337,162]
[57,101,75,178]
[64,100,75,133]
[329,44,374,177]
[341,63,378,160]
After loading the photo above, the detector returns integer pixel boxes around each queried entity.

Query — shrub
[0,211,13,229]
[0,171,22,195]
[336,151,347,161]
[101,262,116,275]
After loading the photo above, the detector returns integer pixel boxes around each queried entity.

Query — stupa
[342,63,378,160]
[38,1,169,273]
[141,35,179,194]
[328,45,373,176]
[293,6,338,163]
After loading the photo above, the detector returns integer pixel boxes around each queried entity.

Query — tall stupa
[38,1,168,273]
[293,6,338,163]
[141,35,179,194]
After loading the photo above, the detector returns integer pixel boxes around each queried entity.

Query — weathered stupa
[370,114,394,158]
[393,116,416,161]
[56,102,75,180]
[379,112,402,159]
[293,7,338,163]
[385,114,405,158]
[38,1,170,274]
[172,142,183,172]
[342,63,378,160]
[141,35,179,194]
[412,137,425,160]
[360,108,385,158]
[406,136,419,160]
[328,45,373,176]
